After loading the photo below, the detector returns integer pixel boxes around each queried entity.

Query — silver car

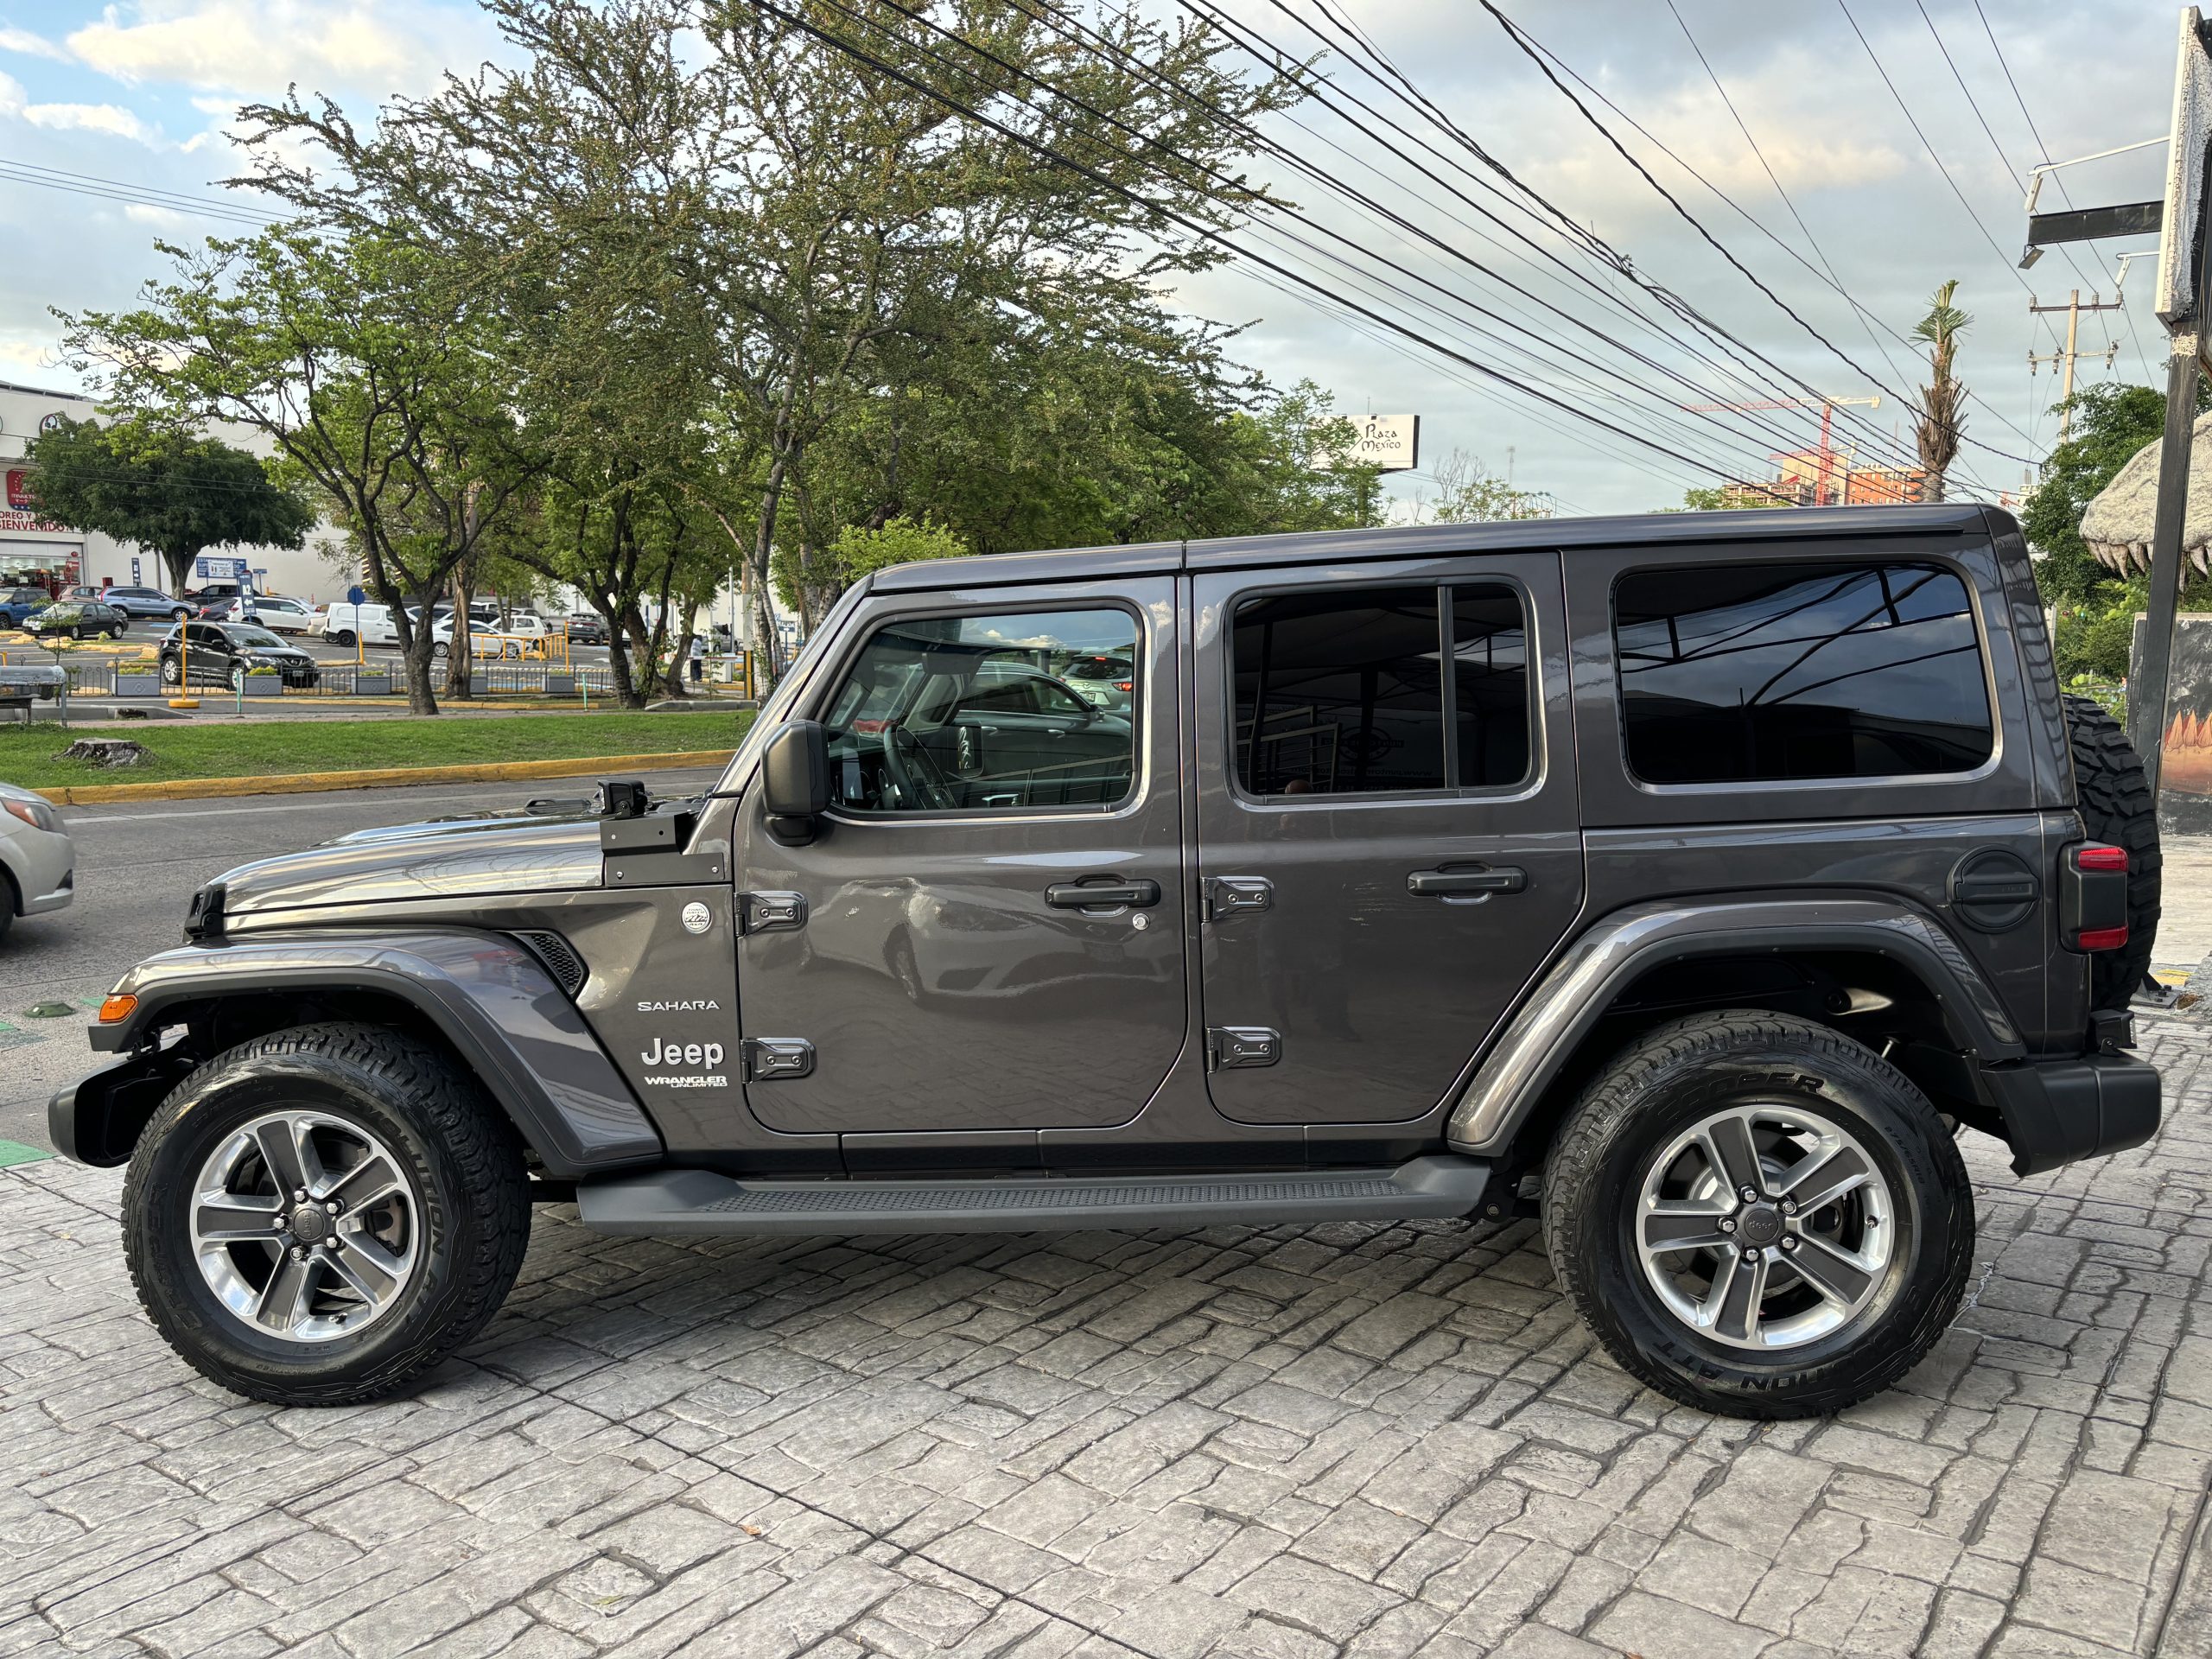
[0,782,72,937]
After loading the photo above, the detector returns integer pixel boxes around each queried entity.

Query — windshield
[228,626,287,648]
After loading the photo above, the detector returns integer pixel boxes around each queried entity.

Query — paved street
[2,1021,2209,1655]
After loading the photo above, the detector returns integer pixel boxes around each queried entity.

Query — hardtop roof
[867,502,2004,592]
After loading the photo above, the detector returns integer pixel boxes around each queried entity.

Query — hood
[213,814,604,920]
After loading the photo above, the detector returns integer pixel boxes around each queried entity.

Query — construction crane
[1676,395,1884,505]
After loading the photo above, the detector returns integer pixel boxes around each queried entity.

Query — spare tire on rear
[2064,695,2160,1010]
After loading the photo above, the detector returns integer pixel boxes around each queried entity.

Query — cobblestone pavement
[3,1020,2210,1659]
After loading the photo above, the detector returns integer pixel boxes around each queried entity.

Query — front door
[1192,555,1584,1124]
[734,579,1186,1137]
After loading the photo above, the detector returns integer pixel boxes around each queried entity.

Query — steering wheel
[880,728,960,810]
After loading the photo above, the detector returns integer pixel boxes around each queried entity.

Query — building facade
[0,379,339,599]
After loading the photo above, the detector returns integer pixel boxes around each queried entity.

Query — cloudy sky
[0,1,2187,515]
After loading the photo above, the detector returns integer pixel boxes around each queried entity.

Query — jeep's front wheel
[122,1022,530,1406]
[1543,1010,1971,1418]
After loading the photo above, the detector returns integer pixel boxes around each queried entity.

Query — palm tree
[1914,280,1971,504]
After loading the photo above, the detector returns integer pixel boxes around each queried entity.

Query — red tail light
[1115,681,1134,693]
[2062,843,2129,951]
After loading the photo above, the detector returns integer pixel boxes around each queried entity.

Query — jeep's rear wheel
[1543,1010,1972,1418]
[122,1022,530,1406]
[2064,694,2160,1010]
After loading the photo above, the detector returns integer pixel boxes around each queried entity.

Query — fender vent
[516,931,588,996]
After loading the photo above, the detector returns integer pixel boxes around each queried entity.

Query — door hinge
[740,890,809,934]
[1206,1027,1281,1071]
[1204,875,1273,920]
[742,1037,816,1081]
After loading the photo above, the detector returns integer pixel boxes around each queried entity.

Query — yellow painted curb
[39,748,737,806]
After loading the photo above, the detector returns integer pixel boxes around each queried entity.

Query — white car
[243,596,317,635]
[0,783,73,938]
[319,601,403,648]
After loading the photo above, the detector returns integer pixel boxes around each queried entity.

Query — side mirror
[761,719,830,843]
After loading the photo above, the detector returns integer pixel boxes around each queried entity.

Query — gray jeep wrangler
[54,504,2161,1419]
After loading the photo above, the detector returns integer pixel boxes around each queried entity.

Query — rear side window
[1613,562,1992,785]
[1233,582,1531,797]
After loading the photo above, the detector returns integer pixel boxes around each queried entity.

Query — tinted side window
[1613,562,1992,785]
[1235,588,1443,796]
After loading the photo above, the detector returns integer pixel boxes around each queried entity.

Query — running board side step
[575,1154,1491,1237]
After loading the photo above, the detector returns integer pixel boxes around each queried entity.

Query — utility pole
[2026,289,2124,437]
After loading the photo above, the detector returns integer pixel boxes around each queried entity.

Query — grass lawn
[0,709,754,790]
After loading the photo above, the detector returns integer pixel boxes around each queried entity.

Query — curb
[38,748,738,806]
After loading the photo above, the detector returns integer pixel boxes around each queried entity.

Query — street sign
[2158,8,2212,326]
[194,555,249,582]
[346,585,365,606]
[130,556,141,584]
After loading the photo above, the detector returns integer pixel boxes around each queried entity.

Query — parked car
[0,586,53,628]
[25,601,127,640]
[54,503,2165,1421]
[100,586,194,622]
[559,613,608,645]
[158,622,321,690]
[61,586,102,602]
[0,782,73,939]
[1061,652,1135,715]
[319,601,402,649]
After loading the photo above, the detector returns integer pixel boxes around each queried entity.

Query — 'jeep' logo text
[642,1037,724,1068]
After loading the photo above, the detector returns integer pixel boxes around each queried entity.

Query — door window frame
[804,594,1153,825]
[1222,573,1546,809]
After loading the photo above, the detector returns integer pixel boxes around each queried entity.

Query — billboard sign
[194,555,251,582]
[0,469,65,535]
[1314,414,1421,474]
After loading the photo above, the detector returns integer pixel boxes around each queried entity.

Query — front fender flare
[1446,898,2026,1157]
[76,928,661,1176]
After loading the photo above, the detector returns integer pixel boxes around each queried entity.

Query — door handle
[1046,878,1160,908]
[1408,867,1526,897]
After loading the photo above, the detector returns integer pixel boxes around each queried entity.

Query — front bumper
[1981,1051,2161,1176]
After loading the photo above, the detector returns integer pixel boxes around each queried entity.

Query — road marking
[0,1139,48,1166]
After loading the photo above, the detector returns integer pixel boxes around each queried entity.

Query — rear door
[1192,554,1584,1124]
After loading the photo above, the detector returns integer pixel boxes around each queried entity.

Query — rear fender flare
[1446,898,2025,1157]
[77,928,661,1176]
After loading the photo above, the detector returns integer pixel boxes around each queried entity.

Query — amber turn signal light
[98,994,137,1023]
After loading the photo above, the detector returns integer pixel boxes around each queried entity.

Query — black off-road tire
[2063,694,2160,1010]
[1542,1009,1974,1419]
[122,1021,531,1406]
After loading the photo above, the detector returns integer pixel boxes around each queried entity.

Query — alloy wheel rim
[1634,1103,1899,1351]
[188,1110,422,1344]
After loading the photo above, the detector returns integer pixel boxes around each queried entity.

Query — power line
[814,0,1799,483]
[738,0,1798,494]
[1285,0,2006,487]
[0,154,283,228]
[909,0,1877,477]
[1659,2,1912,393]
[1833,0,2032,297]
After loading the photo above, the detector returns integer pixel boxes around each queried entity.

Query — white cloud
[0,24,70,62]
[0,67,153,141]
[123,201,192,227]
[67,1,488,97]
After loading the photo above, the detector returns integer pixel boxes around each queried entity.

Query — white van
[319,601,402,648]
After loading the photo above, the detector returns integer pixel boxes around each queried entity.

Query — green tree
[2019,383,2171,603]
[58,230,533,715]
[1913,279,1970,505]
[23,416,311,596]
